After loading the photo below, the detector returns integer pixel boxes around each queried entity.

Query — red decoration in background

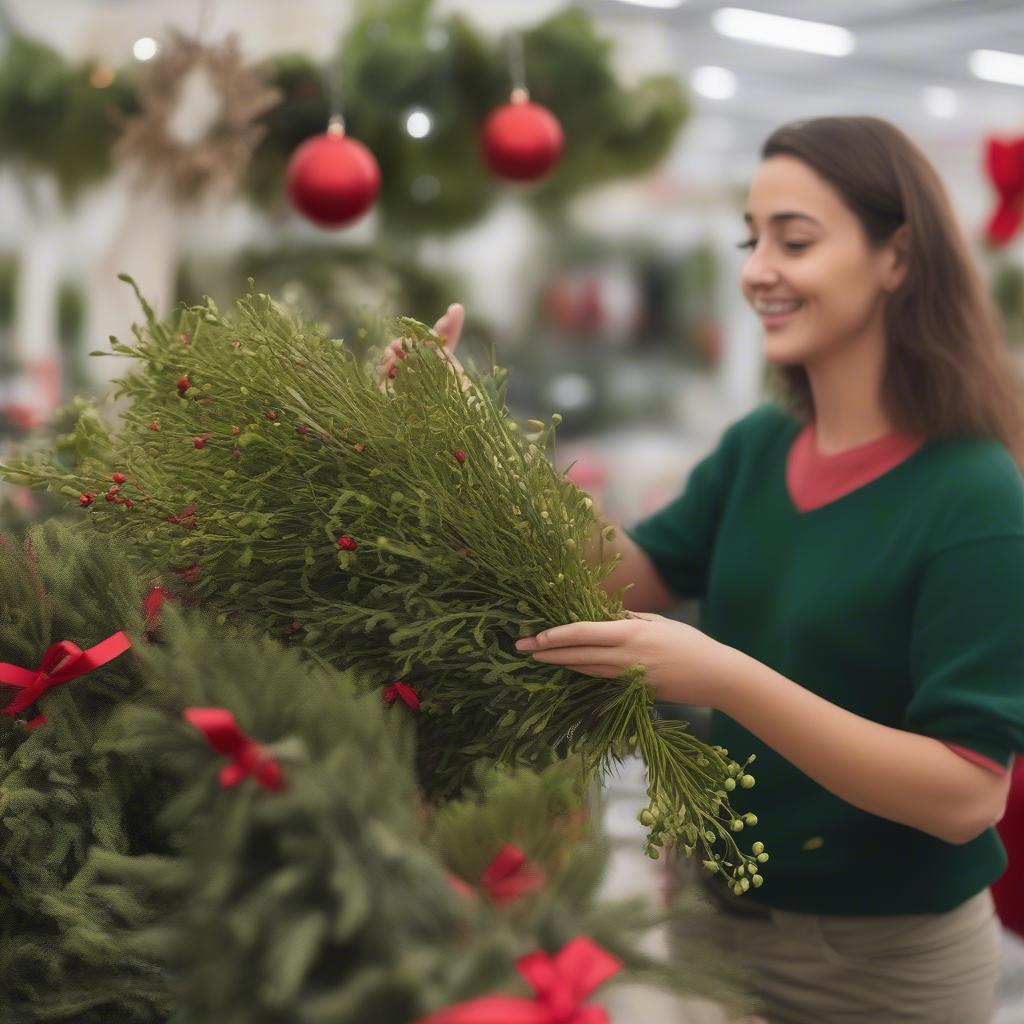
[0,632,133,727]
[481,844,545,904]
[184,707,285,792]
[985,136,1024,246]
[415,936,622,1024]
[383,680,420,711]
[337,535,358,551]
[993,758,1024,935]
[481,90,563,183]
[286,117,381,229]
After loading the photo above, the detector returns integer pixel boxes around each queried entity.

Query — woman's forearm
[713,646,1010,845]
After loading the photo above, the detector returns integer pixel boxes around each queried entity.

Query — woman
[385,116,1024,1023]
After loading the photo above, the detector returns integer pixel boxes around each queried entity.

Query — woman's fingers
[529,646,630,669]
[433,302,465,351]
[516,620,636,651]
[380,303,464,383]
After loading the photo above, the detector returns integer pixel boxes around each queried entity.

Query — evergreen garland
[3,280,767,891]
[0,522,170,1023]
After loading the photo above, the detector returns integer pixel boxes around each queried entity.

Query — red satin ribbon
[383,680,420,711]
[183,707,285,792]
[415,936,622,1024]
[481,845,546,904]
[0,632,132,726]
[985,136,1024,246]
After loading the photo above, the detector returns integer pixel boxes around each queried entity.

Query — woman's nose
[740,247,781,290]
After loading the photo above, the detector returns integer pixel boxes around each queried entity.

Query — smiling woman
[514,116,1024,1023]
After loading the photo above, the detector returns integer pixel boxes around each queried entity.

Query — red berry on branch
[174,562,202,583]
[180,333,190,346]
[112,472,126,485]
[79,492,95,507]
[124,498,134,509]
[296,425,310,436]
[148,422,160,432]
[387,364,397,380]
[453,449,466,464]
[194,436,207,450]
[105,491,117,502]
[176,375,191,396]
[231,449,241,459]
[231,425,241,436]
[337,535,358,551]
[265,410,278,422]
[353,442,365,454]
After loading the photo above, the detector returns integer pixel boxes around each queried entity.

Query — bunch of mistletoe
[2,278,766,890]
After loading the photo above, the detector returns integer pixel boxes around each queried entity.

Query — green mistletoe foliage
[3,280,766,891]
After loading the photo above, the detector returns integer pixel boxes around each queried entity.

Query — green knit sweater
[628,403,1024,914]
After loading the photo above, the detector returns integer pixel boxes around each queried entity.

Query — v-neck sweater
[627,402,1024,914]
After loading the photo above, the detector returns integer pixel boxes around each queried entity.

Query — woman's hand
[514,612,736,708]
[379,303,468,387]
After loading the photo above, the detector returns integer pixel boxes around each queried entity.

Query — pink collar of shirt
[786,421,925,512]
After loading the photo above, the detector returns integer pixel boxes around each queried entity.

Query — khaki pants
[692,886,1001,1024]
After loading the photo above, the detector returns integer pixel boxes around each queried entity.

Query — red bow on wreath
[183,707,285,792]
[985,135,1024,246]
[481,844,546,904]
[414,936,622,1024]
[0,632,133,728]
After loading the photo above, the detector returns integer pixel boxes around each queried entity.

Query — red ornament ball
[337,535,358,552]
[481,95,563,182]
[286,125,381,229]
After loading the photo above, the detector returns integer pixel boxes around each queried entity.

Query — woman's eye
[784,241,811,252]
[736,238,757,250]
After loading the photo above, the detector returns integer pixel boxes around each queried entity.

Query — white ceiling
[586,0,1024,175]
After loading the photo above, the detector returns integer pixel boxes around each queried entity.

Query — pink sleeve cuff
[945,742,1010,776]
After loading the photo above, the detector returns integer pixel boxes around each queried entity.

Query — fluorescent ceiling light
[922,86,959,119]
[712,8,854,57]
[613,0,687,8]
[692,65,737,100]
[969,49,1024,88]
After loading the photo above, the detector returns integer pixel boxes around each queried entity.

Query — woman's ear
[884,224,910,292]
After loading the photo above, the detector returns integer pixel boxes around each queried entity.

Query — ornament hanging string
[507,31,528,102]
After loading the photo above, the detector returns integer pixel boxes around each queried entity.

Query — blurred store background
[2,1,1024,1020]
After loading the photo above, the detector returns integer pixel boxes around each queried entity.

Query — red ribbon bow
[383,680,420,711]
[481,844,546,904]
[183,707,285,792]
[0,632,132,728]
[415,936,622,1024]
[985,135,1024,246]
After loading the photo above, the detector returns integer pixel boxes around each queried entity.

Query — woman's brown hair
[763,116,1024,466]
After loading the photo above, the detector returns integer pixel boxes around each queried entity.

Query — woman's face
[740,155,902,368]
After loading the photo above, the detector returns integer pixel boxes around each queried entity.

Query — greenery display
[328,1,688,233]
[0,522,170,1022]
[0,35,137,203]
[0,523,748,1021]
[3,280,766,894]
[0,1,687,228]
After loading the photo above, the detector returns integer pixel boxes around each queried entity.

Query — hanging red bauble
[481,89,563,183]
[286,117,381,229]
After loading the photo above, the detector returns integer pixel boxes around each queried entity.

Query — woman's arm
[595,529,677,613]
[715,645,1012,845]
[517,617,1012,845]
